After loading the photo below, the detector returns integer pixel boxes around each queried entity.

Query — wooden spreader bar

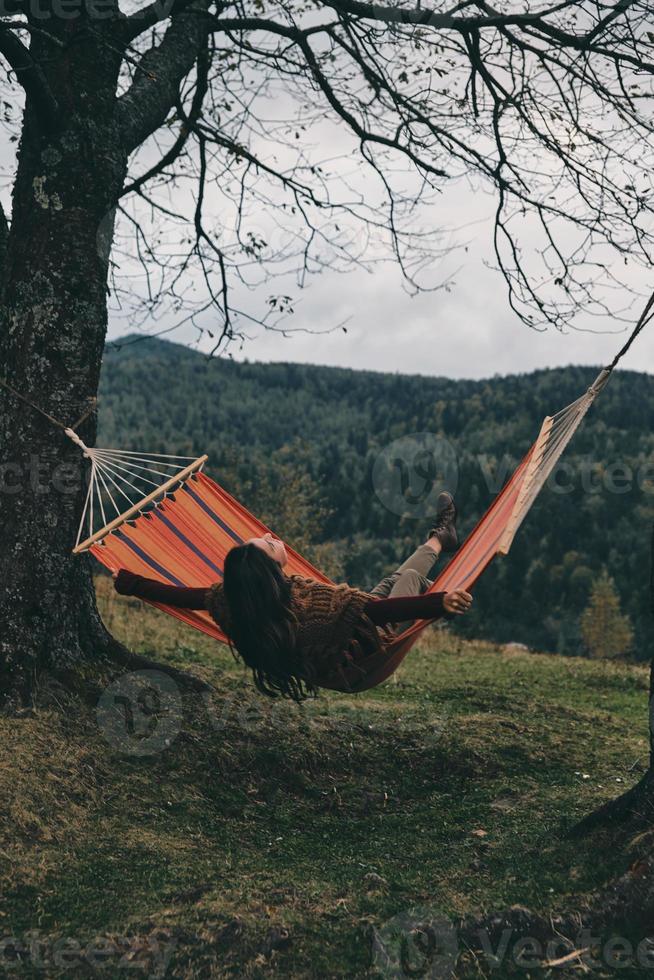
[73,454,208,554]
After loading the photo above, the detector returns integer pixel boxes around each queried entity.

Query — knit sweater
[206,574,400,689]
[113,570,447,691]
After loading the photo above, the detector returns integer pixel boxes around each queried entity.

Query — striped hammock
[69,361,616,691]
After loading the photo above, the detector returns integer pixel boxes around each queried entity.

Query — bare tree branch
[120,37,210,198]
[116,1,211,153]
[120,0,203,45]
[326,0,578,30]
[0,26,59,129]
[103,0,654,343]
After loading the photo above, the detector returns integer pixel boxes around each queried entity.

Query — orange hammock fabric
[93,472,330,639]
[91,448,534,692]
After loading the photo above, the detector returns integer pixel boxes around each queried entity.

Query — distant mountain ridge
[98,335,654,658]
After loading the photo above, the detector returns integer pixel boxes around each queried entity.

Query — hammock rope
[70,439,208,552]
[1,292,652,691]
[0,376,97,432]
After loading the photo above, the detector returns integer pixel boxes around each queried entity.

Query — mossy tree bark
[0,14,208,705]
[0,25,125,703]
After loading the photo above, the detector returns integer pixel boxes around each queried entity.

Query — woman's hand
[112,569,138,595]
[443,590,473,615]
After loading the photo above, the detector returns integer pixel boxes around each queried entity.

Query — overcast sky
[105,126,654,382]
[107,193,654,381]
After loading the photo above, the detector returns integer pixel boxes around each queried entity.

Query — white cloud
[108,183,654,380]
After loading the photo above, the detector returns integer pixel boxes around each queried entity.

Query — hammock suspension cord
[0,376,97,433]
[69,440,207,552]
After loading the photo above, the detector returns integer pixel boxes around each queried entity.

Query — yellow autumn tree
[580,571,633,660]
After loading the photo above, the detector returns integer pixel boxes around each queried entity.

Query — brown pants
[368,543,440,633]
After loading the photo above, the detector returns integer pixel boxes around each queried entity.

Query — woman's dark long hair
[222,543,317,702]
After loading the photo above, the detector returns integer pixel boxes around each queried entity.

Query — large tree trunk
[0,24,129,704]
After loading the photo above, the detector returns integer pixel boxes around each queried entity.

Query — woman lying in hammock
[113,491,472,701]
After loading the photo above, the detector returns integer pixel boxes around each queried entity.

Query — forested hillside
[98,336,654,658]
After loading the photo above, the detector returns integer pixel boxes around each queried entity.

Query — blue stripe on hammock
[184,484,244,545]
[114,530,186,587]
[154,508,223,578]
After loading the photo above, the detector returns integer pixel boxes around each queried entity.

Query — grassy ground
[1,576,650,978]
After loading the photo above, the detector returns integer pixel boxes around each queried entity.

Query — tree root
[569,772,654,837]
[0,632,213,714]
[103,634,214,694]
[455,856,654,976]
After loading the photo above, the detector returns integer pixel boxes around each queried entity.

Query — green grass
[0,578,650,977]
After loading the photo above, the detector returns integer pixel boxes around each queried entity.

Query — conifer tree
[580,571,633,660]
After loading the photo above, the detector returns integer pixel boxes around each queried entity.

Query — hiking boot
[429,491,458,552]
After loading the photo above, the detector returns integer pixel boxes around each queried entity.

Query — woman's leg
[395,539,442,580]
[386,560,434,634]
[368,539,442,598]
[368,494,457,633]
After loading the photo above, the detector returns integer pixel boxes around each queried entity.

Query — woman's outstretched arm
[364,590,472,625]
[113,569,210,610]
